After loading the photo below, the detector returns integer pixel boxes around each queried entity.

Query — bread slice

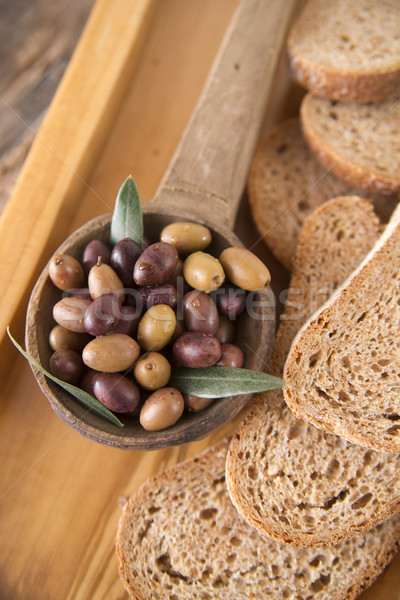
[247,118,374,271]
[288,0,400,103]
[283,199,400,453]
[301,93,400,197]
[116,438,400,600]
[226,197,400,547]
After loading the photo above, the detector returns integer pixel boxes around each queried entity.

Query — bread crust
[226,196,400,548]
[116,439,400,600]
[283,201,400,452]
[300,93,400,197]
[288,0,400,103]
[289,44,400,104]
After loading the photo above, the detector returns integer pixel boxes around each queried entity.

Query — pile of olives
[47,221,271,431]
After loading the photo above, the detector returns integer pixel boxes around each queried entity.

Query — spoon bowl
[26,208,275,449]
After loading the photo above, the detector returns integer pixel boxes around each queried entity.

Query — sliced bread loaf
[226,196,400,547]
[247,118,365,270]
[288,0,400,103]
[301,93,400,197]
[283,199,400,453]
[116,438,400,600]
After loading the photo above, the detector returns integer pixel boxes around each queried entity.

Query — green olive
[88,259,124,301]
[82,333,140,372]
[49,254,84,291]
[160,221,212,255]
[219,246,271,291]
[137,304,176,351]
[139,387,184,431]
[133,352,171,390]
[183,251,225,293]
[49,325,91,352]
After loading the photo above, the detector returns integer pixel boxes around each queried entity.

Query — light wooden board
[0,1,399,598]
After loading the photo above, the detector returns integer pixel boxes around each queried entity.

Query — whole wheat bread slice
[226,196,400,547]
[116,438,400,600]
[247,118,392,271]
[301,93,400,197]
[283,199,400,453]
[288,0,400,103]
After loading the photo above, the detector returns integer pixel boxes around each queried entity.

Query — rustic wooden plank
[0,0,157,384]
[0,0,95,214]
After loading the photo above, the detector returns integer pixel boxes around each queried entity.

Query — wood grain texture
[0,0,398,598]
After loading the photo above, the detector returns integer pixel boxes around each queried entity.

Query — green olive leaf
[110,175,143,248]
[169,366,285,398]
[7,327,124,428]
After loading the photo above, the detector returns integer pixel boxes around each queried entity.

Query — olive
[133,352,171,390]
[49,325,91,352]
[82,333,140,372]
[184,394,214,412]
[92,373,140,413]
[53,297,91,332]
[173,332,221,368]
[183,290,219,334]
[219,246,271,291]
[80,368,98,395]
[215,343,244,368]
[214,316,236,345]
[166,258,184,287]
[110,238,142,287]
[133,242,179,286]
[88,258,124,301]
[49,348,85,384]
[215,284,246,319]
[139,387,184,431]
[82,239,111,277]
[171,314,186,343]
[112,305,142,337]
[138,284,177,310]
[183,251,225,293]
[64,288,92,300]
[49,254,84,291]
[83,293,121,336]
[137,304,176,351]
[160,221,212,255]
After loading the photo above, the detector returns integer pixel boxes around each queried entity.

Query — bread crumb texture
[227,197,400,547]
[116,440,400,600]
[288,0,400,102]
[284,201,400,453]
[301,94,400,196]
[247,119,366,270]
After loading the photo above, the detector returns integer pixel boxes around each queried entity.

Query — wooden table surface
[0,1,399,599]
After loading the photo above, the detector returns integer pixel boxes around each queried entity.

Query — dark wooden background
[0,0,95,214]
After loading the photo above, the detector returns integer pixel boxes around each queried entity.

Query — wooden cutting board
[0,1,399,598]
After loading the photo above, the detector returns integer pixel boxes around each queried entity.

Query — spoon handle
[150,0,296,229]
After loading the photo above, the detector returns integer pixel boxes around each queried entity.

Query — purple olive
[49,348,85,384]
[215,343,244,368]
[111,238,142,287]
[83,293,121,336]
[183,290,219,335]
[173,332,221,368]
[138,283,177,310]
[81,240,111,277]
[133,242,179,286]
[112,305,142,337]
[92,373,140,413]
[215,284,246,319]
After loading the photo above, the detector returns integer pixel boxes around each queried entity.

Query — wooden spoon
[26,0,296,449]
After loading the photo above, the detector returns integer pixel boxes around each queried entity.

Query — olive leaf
[110,175,144,248]
[169,366,285,398]
[7,327,124,428]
